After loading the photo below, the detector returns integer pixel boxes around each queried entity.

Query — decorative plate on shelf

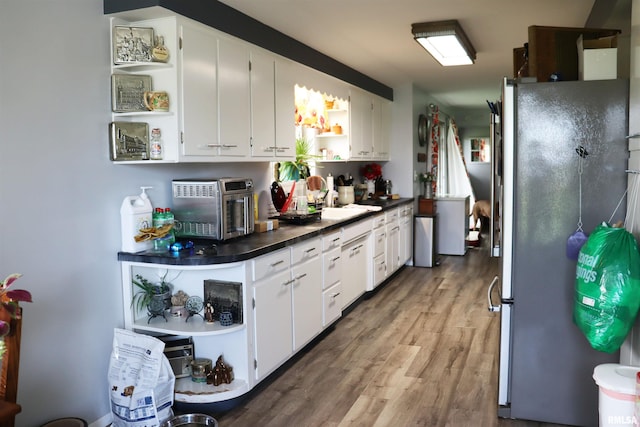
[185,296,204,315]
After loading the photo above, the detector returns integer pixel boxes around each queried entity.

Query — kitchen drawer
[342,217,373,243]
[373,227,386,257]
[385,208,399,224]
[372,213,386,230]
[373,253,386,287]
[253,247,290,281]
[323,281,342,327]
[322,230,342,252]
[322,247,341,290]
[291,238,320,266]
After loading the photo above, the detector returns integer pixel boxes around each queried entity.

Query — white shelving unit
[120,261,251,404]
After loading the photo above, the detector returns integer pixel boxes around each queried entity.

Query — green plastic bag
[574,223,640,353]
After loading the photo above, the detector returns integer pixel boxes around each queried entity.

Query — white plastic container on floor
[593,363,640,426]
[120,186,153,253]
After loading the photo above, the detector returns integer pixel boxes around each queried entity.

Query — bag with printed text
[573,223,640,353]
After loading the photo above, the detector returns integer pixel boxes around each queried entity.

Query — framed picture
[203,280,243,324]
[468,137,491,163]
[113,26,154,64]
[109,121,149,161]
[111,74,152,113]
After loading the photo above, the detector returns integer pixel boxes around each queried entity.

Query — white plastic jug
[120,186,153,252]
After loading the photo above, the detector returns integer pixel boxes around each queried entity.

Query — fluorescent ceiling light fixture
[412,20,476,66]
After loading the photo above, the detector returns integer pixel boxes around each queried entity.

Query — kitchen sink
[320,207,369,221]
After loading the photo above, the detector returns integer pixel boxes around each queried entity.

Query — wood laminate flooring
[210,240,570,427]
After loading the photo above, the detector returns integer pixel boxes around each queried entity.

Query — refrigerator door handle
[487,275,501,312]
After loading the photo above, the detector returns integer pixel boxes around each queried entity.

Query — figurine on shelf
[207,355,233,386]
[204,302,215,324]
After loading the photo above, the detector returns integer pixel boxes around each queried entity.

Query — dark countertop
[117,198,414,266]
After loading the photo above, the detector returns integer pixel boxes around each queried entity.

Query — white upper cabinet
[179,19,218,158]
[218,36,251,157]
[250,52,295,159]
[109,12,389,164]
[350,88,373,159]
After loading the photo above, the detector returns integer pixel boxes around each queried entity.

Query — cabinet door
[291,256,322,351]
[373,253,387,287]
[274,57,295,158]
[341,236,368,309]
[323,247,341,290]
[373,97,390,160]
[387,223,400,274]
[323,282,342,327]
[253,269,292,381]
[218,37,251,157]
[250,49,277,158]
[350,90,373,159]
[180,21,218,157]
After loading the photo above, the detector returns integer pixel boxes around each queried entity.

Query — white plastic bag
[108,328,175,427]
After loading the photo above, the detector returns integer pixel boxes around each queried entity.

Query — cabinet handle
[305,247,317,254]
[278,146,291,151]
[355,244,364,250]
[282,278,295,286]
[295,273,307,280]
[270,260,285,267]
[332,237,340,243]
[205,144,222,148]
[221,144,238,148]
[331,256,341,262]
[330,292,341,298]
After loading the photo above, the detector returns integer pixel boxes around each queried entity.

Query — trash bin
[414,214,437,267]
[593,363,640,427]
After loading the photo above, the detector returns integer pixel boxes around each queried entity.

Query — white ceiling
[218,0,601,110]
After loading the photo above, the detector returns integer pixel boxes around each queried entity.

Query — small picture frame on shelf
[113,26,155,64]
[203,280,243,324]
[111,74,152,113]
[109,121,149,161]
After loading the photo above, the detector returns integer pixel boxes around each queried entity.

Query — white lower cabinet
[370,213,387,290]
[291,253,322,351]
[251,239,322,380]
[322,230,343,326]
[399,205,413,265]
[252,267,292,381]
[341,234,369,309]
[323,282,343,326]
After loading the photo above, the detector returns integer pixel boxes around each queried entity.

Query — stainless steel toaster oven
[172,178,254,241]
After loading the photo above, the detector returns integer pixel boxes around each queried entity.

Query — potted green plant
[278,138,317,182]
[131,272,173,315]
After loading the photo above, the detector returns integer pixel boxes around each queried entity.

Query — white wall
[0,1,271,425]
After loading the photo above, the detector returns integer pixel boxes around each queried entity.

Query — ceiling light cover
[412,20,476,66]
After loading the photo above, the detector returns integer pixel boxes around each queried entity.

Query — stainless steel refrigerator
[487,77,629,426]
